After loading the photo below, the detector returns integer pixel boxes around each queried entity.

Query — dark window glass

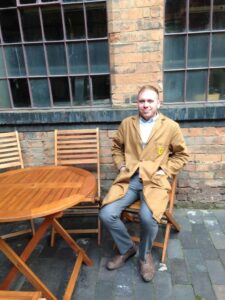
[188,34,209,68]
[186,70,207,101]
[50,77,70,105]
[20,0,36,4]
[209,69,225,101]
[63,0,83,2]
[86,3,107,38]
[213,0,225,30]
[5,46,26,77]
[0,48,6,77]
[189,0,210,31]
[164,36,185,69]
[71,76,90,105]
[21,8,42,41]
[211,33,225,67]
[10,79,31,107]
[0,10,21,43]
[64,5,85,39]
[46,44,67,74]
[42,7,63,40]
[68,43,88,74]
[92,75,110,103]
[165,0,186,33]
[89,41,109,73]
[0,80,11,108]
[26,45,46,75]
[30,79,51,107]
[164,71,184,102]
[42,0,59,2]
[0,1,16,8]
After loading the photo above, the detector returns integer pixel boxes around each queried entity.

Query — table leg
[0,216,53,290]
[0,239,57,300]
[52,218,93,266]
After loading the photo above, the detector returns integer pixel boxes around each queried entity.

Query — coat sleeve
[111,121,126,171]
[160,124,189,177]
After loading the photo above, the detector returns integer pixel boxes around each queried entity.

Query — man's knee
[99,205,118,225]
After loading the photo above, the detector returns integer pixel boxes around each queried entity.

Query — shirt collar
[139,113,159,124]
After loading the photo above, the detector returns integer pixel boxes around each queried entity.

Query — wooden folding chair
[122,175,179,264]
[0,290,45,300]
[51,128,101,246]
[0,131,35,240]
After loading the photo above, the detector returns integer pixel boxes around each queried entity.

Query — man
[99,85,189,282]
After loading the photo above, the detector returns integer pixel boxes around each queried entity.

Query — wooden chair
[0,290,45,300]
[0,131,35,240]
[122,175,179,264]
[51,128,101,246]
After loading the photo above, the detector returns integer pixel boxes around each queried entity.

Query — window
[164,0,225,103]
[0,0,110,109]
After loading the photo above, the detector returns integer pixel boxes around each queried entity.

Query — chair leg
[97,217,101,246]
[161,223,172,263]
[50,227,56,247]
[30,220,35,236]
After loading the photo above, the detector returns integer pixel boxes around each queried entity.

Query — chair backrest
[0,131,24,170]
[55,128,101,199]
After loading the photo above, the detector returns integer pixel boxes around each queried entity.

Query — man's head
[137,85,160,120]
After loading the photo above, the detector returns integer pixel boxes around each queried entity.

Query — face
[137,89,160,120]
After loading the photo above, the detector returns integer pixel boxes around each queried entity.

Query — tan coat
[102,114,189,222]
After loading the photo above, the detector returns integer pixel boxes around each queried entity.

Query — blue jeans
[99,172,158,260]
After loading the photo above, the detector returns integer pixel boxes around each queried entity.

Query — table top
[0,165,97,222]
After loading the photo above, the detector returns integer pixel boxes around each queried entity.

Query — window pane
[0,10,21,43]
[86,3,107,38]
[26,45,46,76]
[5,46,26,77]
[0,48,6,77]
[89,41,109,73]
[42,7,63,40]
[211,33,225,67]
[0,80,11,108]
[165,0,186,33]
[46,44,67,74]
[186,70,207,101]
[71,76,90,105]
[164,36,185,69]
[20,0,36,4]
[164,72,184,102]
[188,34,209,68]
[0,1,16,8]
[21,8,42,41]
[92,75,110,103]
[10,79,31,107]
[64,5,85,39]
[68,43,88,74]
[30,79,51,107]
[50,77,70,105]
[189,0,210,31]
[209,69,225,101]
[213,0,225,30]
[63,0,83,2]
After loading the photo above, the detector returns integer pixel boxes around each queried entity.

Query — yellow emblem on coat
[157,146,164,155]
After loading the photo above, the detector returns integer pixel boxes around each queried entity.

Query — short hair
[137,85,159,99]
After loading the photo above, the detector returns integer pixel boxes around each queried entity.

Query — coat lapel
[146,113,165,144]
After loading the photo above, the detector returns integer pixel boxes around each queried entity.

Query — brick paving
[0,209,225,300]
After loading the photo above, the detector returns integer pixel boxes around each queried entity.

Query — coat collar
[131,113,166,145]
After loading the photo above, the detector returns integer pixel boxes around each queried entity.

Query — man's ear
[157,102,161,109]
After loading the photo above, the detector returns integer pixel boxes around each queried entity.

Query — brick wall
[108,0,164,105]
[19,127,225,208]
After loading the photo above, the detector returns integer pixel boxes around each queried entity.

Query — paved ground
[1,209,225,300]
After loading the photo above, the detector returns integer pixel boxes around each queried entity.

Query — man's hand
[120,166,127,172]
[155,169,165,175]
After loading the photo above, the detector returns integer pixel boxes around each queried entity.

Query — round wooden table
[0,165,97,300]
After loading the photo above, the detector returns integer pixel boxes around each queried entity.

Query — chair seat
[0,290,45,300]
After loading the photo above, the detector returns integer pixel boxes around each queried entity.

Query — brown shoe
[139,253,155,282]
[106,246,136,270]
